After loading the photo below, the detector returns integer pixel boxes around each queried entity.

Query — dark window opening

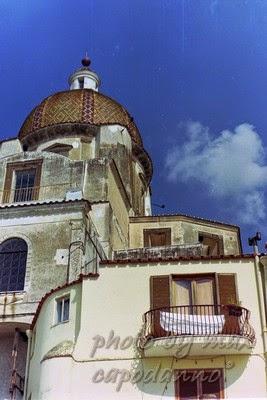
[198,232,223,256]
[0,238,28,292]
[14,169,36,202]
[176,369,224,399]
[78,78,84,89]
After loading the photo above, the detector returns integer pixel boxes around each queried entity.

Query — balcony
[140,305,255,357]
[114,243,209,261]
[1,184,82,204]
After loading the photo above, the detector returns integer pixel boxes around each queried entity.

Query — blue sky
[0,0,267,251]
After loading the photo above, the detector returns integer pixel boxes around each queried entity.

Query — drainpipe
[23,329,32,400]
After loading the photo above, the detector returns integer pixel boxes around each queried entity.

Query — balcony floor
[142,335,255,357]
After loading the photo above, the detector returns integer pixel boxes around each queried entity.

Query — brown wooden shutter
[150,275,170,337]
[218,274,241,336]
[150,275,170,309]
[144,228,171,247]
[150,232,165,246]
[217,274,238,305]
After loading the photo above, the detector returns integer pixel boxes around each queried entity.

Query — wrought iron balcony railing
[141,304,255,344]
[1,183,82,204]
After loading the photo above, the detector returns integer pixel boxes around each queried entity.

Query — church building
[0,57,266,399]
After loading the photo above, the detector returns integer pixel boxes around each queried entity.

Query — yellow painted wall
[26,258,267,399]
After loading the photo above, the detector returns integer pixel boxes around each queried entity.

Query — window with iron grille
[0,238,28,292]
[2,159,42,203]
[14,169,37,202]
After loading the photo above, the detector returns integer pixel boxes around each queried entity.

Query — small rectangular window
[175,369,224,399]
[56,296,70,324]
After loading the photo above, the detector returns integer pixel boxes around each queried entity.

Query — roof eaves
[100,253,255,266]
[130,213,239,229]
[0,198,91,210]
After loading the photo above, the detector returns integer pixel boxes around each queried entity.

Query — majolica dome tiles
[18,89,143,147]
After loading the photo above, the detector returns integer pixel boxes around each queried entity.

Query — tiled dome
[18,89,143,147]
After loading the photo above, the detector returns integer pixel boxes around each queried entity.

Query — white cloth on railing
[160,311,225,335]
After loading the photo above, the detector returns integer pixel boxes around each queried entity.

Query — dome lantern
[68,54,100,91]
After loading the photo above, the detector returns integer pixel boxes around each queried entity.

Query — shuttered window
[150,274,239,337]
[150,273,238,308]
[144,228,171,247]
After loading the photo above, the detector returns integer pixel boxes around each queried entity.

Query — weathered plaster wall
[0,204,88,303]
[90,203,111,258]
[0,152,84,202]
[99,144,133,204]
[131,161,146,216]
[37,136,94,161]
[82,158,108,202]
[129,216,240,255]
[0,139,22,158]
[107,166,130,250]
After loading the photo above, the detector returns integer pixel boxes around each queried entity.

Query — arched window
[0,238,28,292]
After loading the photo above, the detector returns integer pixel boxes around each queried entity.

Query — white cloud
[165,121,267,225]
